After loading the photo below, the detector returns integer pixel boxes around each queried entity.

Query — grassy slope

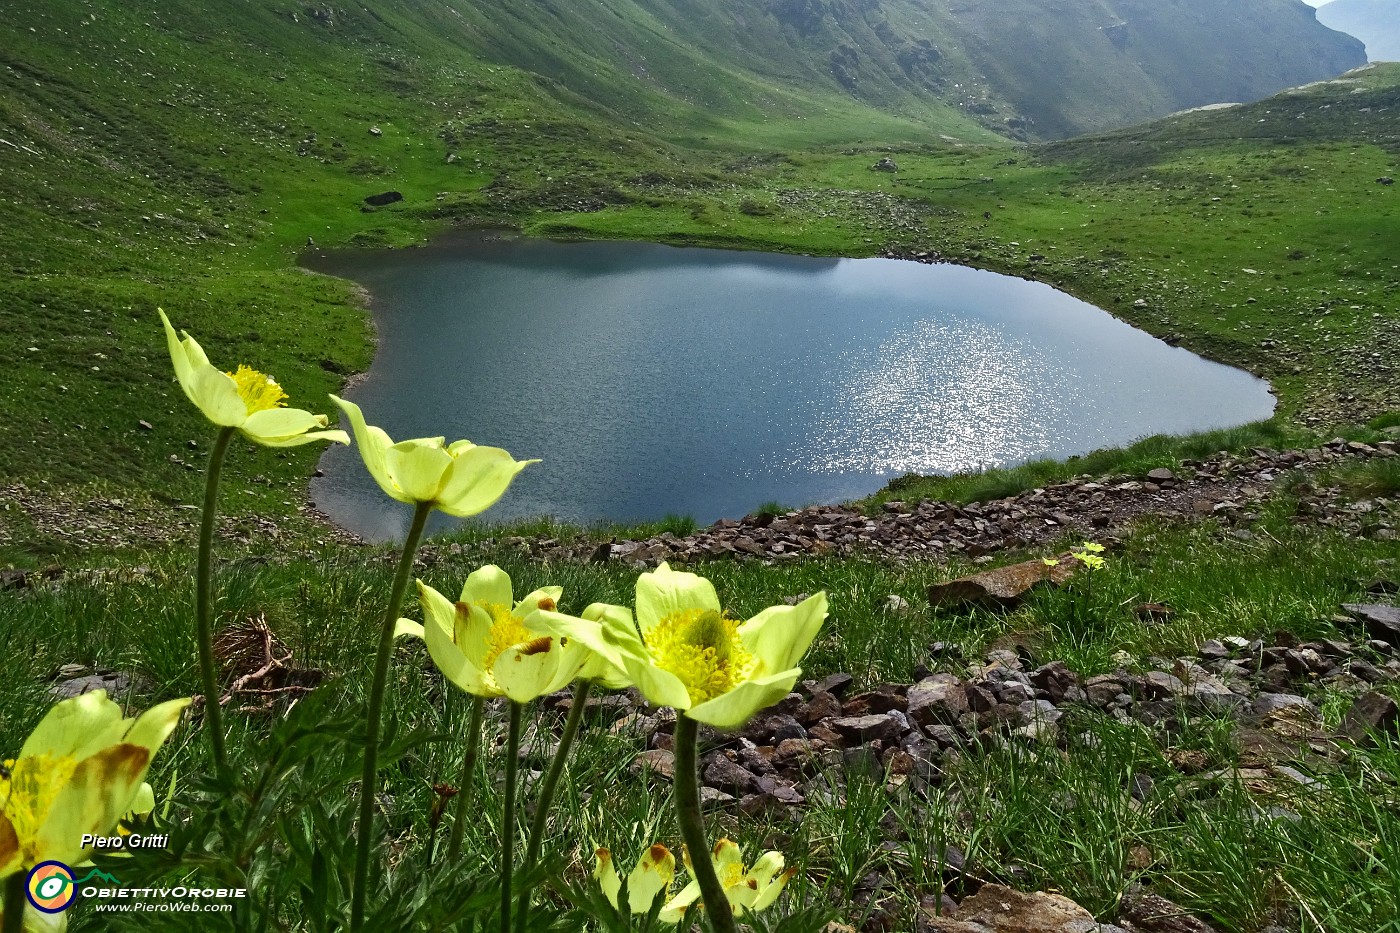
[0,1,1395,553]
[0,0,964,526]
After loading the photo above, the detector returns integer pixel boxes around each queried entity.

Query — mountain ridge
[1316,0,1400,61]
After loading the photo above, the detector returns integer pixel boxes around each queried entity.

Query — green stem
[350,500,433,933]
[196,426,237,783]
[500,702,523,933]
[446,694,487,864]
[673,716,738,933]
[515,680,594,933]
[2,872,25,933]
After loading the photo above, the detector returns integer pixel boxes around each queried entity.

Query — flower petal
[250,427,351,449]
[737,592,827,677]
[627,844,676,915]
[0,813,19,878]
[384,439,452,503]
[635,563,720,639]
[330,395,404,502]
[190,365,249,427]
[685,670,802,730]
[124,782,157,822]
[749,859,793,913]
[420,581,493,672]
[434,445,536,518]
[459,565,514,609]
[424,593,494,697]
[530,604,633,689]
[36,744,152,866]
[711,838,744,877]
[658,879,701,924]
[19,691,127,761]
[593,847,622,911]
[393,618,425,640]
[614,636,692,711]
[159,310,199,400]
[241,408,349,448]
[491,636,567,703]
[118,698,192,758]
[0,901,68,933]
[515,587,563,617]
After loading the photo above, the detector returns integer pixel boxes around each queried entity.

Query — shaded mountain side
[430,0,1367,139]
[1316,0,1400,61]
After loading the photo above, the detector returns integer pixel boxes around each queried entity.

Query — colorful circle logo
[26,861,77,913]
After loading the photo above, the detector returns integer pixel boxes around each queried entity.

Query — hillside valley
[0,0,1397,544]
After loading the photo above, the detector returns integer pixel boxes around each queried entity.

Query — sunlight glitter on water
[305,238,1274,539]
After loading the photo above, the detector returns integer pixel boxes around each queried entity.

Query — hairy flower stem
[196,426,237,783]
[446,694,486,863]
[3,872,25,933]
[350,500,433,932]
[514,679,594,933]
[673,716,739,933]
[501,701,524,933]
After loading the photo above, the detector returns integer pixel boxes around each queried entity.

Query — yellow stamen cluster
[226,364,288,413]
[647,609,752,705]
[1,753,79,864]
[477,602,533,673]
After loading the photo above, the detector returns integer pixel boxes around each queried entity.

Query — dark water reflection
[305,237,1274,541]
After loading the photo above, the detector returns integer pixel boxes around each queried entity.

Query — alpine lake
[305,236,1275,542]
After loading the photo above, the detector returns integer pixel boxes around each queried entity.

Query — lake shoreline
[300,234,1274,541]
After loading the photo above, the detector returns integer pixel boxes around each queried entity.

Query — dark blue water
[306,237,1274,541]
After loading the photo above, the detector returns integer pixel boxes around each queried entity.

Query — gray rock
[1250,693,1316,717]
[830,713,904,744]
[908,674,969,726]
[1118,884,1220,932]
[1340,691,1400,745]
[363,190,403,207]
[703,755,761,794]
[49,671,139,701]
[1030,660,1080,704]
[629,749,675,780]
[1345,603,1400,647]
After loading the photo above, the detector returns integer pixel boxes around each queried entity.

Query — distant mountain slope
[438,0,1368,139]
[1316,0,1400,61]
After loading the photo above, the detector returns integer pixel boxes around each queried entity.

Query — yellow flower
[593,843,676,915]
[593,563,826,730]
[0,692,190,878]
[1071,541,1106,570]
[159,310,349,447]
[330,396,536,517]
[528,603,634,691]
[660,839,794,921]
[394,566,587,702]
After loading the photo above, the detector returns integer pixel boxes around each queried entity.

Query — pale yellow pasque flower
[394,565,589,703]
[1070,541,1106,570]
[331,396,536,517]
[159,310,349,447]
[593,843,676,915]
[659,839,794,921]
[0,692,190,878]
[581,563,826,729]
